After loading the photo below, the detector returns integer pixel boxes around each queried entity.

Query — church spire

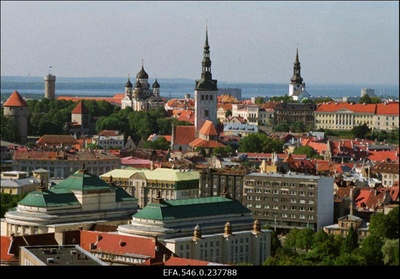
[195,26,217,91]
[290,47,303,84]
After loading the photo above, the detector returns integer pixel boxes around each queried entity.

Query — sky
[1,1,399,85]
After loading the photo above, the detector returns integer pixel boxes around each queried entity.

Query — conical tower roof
[3,90,28,107]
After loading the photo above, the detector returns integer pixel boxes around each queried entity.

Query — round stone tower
[44,74,56,99]
[3,90,30,144]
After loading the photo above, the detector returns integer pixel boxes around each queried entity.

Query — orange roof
[375,102,399,115]
[316,102,376,113]
[3,90,28,107]
[189,138,226,148]
[36,134,79,145]
[198,120,218,136]
[71,101,89,114]
[57,94,122,105]
[0,236,18,263]
[80,230,173,265]
[173,126,196,145]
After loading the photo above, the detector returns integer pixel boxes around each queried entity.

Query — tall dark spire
[290,48,303,84]
[195,26,218,91]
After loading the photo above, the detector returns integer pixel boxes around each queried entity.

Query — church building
[121,63,165,111]
[288,48,310,102]
[171,27,225,153]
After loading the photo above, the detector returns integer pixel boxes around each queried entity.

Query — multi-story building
[372,162,399,188]
[243,172,334,231]
[12,149,120,179]
[274,102,315,128]
[93,130,125,150]
[199,167,249,203]
[101,167,200,208]
[0,170,42,195]
[1,166,138,237]
[3,90,29,145]
[314,102,399,131]
[117,194,271,265]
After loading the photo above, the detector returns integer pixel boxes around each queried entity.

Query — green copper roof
[134,196,251,221]
[52,169,114,191]
[18,189,79,207]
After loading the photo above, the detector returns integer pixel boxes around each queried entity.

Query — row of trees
[261,207,399,266]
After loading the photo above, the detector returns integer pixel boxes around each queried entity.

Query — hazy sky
[1,1,399,85]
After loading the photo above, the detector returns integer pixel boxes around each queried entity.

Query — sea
[1,76,398,102]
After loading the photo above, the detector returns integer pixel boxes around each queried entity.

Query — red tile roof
[316,102,377,113]
[71,101,89,114]
[375,102,399,115]
[0,236,18,263]
[198,120,218,136]
[36,134,79,146]
[80,230,174,265]
[173,126,196,145]
[3,90,28,107]
[188,138,226,148]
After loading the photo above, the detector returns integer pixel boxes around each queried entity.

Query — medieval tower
[44,73,56,100]
[3,90,29,144]
[194,27,218,133]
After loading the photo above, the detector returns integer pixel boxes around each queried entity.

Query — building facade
[3,90,29,145]
[117,195,271,265]
[243,173,334,231]
[1,167,138,237]
[12,149,120,179]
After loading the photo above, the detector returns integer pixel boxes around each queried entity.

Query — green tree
[359,94,372,104]
[225,109,232,118]
[254,97,265,105]
[369,207,399,239]
[381,239,399,266]
[341,225,359,253]
[355,234,384,266]
[332,253,367,266]
[293,145,316,158]
[283,227,299,251]
[238,133,284,153]
[352,123,371,139]
[273,123,290,132]
[142,137,171,150]
[296,228,314,252]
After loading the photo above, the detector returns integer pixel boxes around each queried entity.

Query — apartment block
[243,173,334,231]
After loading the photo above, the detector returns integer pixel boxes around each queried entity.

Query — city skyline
[1,1,399,85]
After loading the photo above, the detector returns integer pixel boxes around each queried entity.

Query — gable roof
[198,120,218,136]
[133,196,251,221]
[71,101,89,114]
[80,230,174,265]
[3,90,28,107]
[173,126,196,145]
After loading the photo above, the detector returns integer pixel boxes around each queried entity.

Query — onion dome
[136,65,149,79]
[152,78,160,89]
[125,77,132,88]
[135,79,143,89]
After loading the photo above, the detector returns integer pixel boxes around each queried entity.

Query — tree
[295,228,314,252]
[254,97,265,105]
[238,133,284,153]
[341,225,359,253]
[293,145,316,158]
[355,234,384,266]
[359,94,372,104]
[225,109,232,118]
[381,239,399,266]
[352,123,371,139]
[273,123,290,132]
[369,207,399,239]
